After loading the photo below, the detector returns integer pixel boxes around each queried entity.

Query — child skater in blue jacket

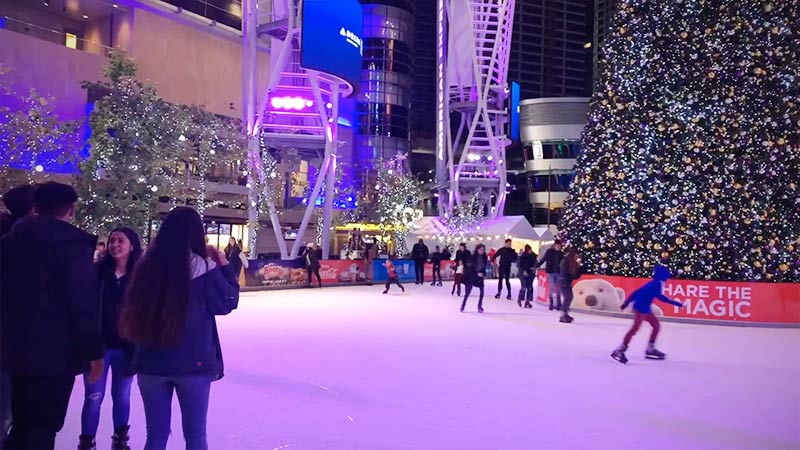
[611,265,684,364]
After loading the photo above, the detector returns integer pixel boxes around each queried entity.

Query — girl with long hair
[120,207,239,450]
[461,244,488,313]
[79,227,142,450]
[558,248,584,323]
[224,237,243,283]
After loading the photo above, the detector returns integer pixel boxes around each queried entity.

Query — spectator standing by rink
[441,245,452,262]
[120,207,239,450]
[224,237,243,283]
[411,239,430,285]
[517,245,537,308]
[0,182,104,450]
[79,227,142,450]
[461,244,488,313]
[365,243,378,285]
[558,248,584,323]
[303,243,322,288]
[492,239,517,300]
[537,240,565,310]
[430,245,444,286]
[0,184,34,448]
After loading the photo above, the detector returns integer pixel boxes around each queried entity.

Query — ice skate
[478,306,485,313]
[524,301,532,309]
[611,348,628,364]
[559,314,574,323]
[431,282,436,286]
[437,282,443,286]
[400,286,405,293]
[506,295,512,300]
[382,290,388,294]
[78,435,96,450]
[645,345,666,360]
[112,426,131,450]
[548,303,554,311]
[494,293,501,299]
[460,304,465,312]
[517,299,523,308]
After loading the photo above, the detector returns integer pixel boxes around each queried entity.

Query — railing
[158,0,243,29]
[1,15,114,56]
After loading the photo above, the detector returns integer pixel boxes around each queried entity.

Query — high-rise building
[593,0,618,83]
[355,0,416,185]
[508,0,593,100]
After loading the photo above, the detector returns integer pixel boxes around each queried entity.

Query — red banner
[423,261,457,282]
[536,271,800,324]
[319,260,368,285]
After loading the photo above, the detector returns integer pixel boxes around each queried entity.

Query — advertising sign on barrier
[422,261,457,282]
[245,258,306,287]
[372,259,416,283]
[536,270,800,324]
[319,260,367,285]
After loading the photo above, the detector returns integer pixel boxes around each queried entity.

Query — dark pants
[138,374,211,450]
[431,264,441,284]
[0,373,11,448]
[461,284,484,310]
[560,285,575,314]
[451,274,463,295]
[81,349,134,436]
[547,273,562,308]
[496,266,511,296]
[623,312,661,345]
[307,267,321,287]
[384,276,403,292]
[518,273,534,301]
[414,260,425,284]
[5,375,74,450]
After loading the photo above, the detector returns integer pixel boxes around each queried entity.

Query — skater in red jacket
[611,265,684,364]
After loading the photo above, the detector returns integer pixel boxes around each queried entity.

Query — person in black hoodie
[0,182,104,450]
[492,239,517,300]
[454,242,470,266]
[430,245,444,286]
[79,227,142,450]
[119,207,239,450]
[303,243,322,288]
[0,184,34,448]
[224,237,243,284]
[537,240,565,310]
[558,248,585,323]
[411,239,430,285]
[461,244,488,313]
[517,245,537,309]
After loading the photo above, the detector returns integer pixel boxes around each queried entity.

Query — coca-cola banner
[536,270,800,324]
[244,258,369,287]
[318,260,368,285]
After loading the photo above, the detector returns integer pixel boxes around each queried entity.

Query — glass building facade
[355,0,415,186]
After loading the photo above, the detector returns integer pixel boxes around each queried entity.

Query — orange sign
[536,271,800,324]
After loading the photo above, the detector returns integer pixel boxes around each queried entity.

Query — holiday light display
[560,0,800,282]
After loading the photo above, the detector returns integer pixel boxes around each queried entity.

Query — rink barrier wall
[245,258,369,288]
[536,271,800,327]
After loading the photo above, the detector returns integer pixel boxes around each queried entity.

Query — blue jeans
[546,273,562,307]
[138,374,211,450]
[81,349,134,436]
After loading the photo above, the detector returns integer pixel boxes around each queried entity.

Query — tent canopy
[407,216,553,254]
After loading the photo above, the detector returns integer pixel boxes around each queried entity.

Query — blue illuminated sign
[301,0,363,96]
[510,81,520,141]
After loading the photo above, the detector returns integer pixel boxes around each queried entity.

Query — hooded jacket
[0,215,103,376]
[621,266,683,314]
[130,254,239,381]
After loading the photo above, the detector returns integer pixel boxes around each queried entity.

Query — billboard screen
[301,0,363,96]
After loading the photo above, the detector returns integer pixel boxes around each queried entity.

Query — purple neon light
[269,96,315,111]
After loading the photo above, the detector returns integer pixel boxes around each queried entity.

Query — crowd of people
[405,238,588,322]
[0,182,240,450]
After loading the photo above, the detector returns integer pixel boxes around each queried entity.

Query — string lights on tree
[560,0,800,282]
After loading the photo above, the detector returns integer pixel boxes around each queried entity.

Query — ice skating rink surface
[59,282,800,449]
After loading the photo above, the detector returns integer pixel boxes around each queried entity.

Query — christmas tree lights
[560,0,800,282]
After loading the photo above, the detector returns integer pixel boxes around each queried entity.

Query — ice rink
[58,282,800,449]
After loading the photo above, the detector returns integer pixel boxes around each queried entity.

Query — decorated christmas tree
[560,0,800,282]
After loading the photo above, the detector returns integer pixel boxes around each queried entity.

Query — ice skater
[430,245,444,286]
[383,259,405,294]
[611,265,684,364]
[517,245,536,308]
[460,244,488,313]
[492,239,517,300]
[558,248,584,323]
[451,260,464,297]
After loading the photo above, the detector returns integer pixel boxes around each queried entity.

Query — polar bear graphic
[572,278,663,316]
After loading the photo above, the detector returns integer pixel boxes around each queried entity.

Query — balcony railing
[1,16,113,56]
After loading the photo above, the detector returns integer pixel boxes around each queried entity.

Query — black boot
[524,300,532,308]
[112,426,131,450]
[78,435,96,450]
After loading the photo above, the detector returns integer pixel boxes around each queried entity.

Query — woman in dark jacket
[517,245,537,309]
[224,237,243,282]
[460,244,488,313]
[120,207,239,450]
[79,227,142,450]
[558,248,584,323]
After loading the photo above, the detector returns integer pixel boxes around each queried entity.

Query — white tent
[406,216,554,255]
